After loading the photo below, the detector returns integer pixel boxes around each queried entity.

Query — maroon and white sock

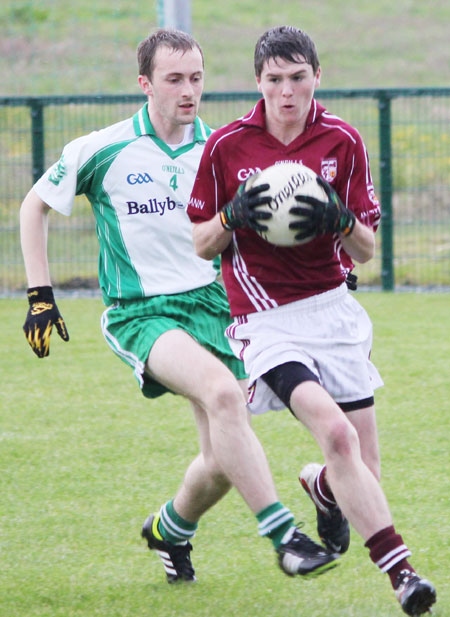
[315,465,337,509]
[365,525,414,588]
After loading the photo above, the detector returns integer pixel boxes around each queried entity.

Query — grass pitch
[0,293,448,617]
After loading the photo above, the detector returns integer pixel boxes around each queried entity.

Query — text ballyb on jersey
[126,197,181,215]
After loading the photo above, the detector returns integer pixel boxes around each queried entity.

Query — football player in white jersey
[20,28,339,584]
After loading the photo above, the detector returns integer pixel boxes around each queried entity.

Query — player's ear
[314,67,321,88]
[256,76,262,93]
[138,74,152,96]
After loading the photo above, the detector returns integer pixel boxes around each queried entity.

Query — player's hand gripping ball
[243,163,328,247]
[219,180,272,232]
[290,174,356,238]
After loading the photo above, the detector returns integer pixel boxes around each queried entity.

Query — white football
[245,162,327,247]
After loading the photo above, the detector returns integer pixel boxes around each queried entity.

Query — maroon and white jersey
[188,98,380,316]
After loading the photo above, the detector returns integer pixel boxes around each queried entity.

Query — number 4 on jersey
[170,174,178,191]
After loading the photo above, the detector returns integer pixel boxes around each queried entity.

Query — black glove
[289,176,356,239]
[219,180,272,232]
[345,272,358,291]
[23,286,69,358]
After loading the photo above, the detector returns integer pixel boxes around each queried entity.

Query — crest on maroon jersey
[321,158,337,182]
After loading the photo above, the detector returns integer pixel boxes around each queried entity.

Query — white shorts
[226,283,383,415]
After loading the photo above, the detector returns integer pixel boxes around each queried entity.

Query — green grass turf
[0,293,448,616]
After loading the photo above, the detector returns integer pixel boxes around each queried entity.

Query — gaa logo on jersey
[237,167,261,182]
[321,159,337,183]
[127,172,154,185]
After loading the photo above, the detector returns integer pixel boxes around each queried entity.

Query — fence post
[378,91,394,291]
[30,98,45,184]
[157,0,191,32]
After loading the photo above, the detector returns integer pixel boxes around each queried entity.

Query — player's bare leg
[172,403,232,521]
[291,380,391,540]
[291,380,436,614]
[142,330,340,582]
[346,405,381,481]
[145,329,278,513]
[300,404,381,552]
[173,379,251,520]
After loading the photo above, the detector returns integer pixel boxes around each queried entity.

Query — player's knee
[203,375,246,420]
[326,419,359,459]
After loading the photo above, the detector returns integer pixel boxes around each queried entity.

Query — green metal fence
[1,88,449,294]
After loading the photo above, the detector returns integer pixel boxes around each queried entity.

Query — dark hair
[137,28,204,79]
[254,26,320,77]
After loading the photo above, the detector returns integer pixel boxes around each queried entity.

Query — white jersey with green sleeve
[34,104,216,304]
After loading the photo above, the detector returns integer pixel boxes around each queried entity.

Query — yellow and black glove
[23,286,69,358]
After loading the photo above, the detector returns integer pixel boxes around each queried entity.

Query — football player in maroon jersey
[188,25,435,616]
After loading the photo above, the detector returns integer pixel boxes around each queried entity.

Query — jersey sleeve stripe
[344,154,356,206]
[210,126,246,157]
[320,122,357,144]
[212,162,220,214]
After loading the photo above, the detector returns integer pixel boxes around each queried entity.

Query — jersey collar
[133,103,210,143]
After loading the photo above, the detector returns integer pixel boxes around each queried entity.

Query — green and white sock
[158,499,198,545]
[256,501,295,549]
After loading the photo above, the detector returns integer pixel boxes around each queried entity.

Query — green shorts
[101,281,247,398]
